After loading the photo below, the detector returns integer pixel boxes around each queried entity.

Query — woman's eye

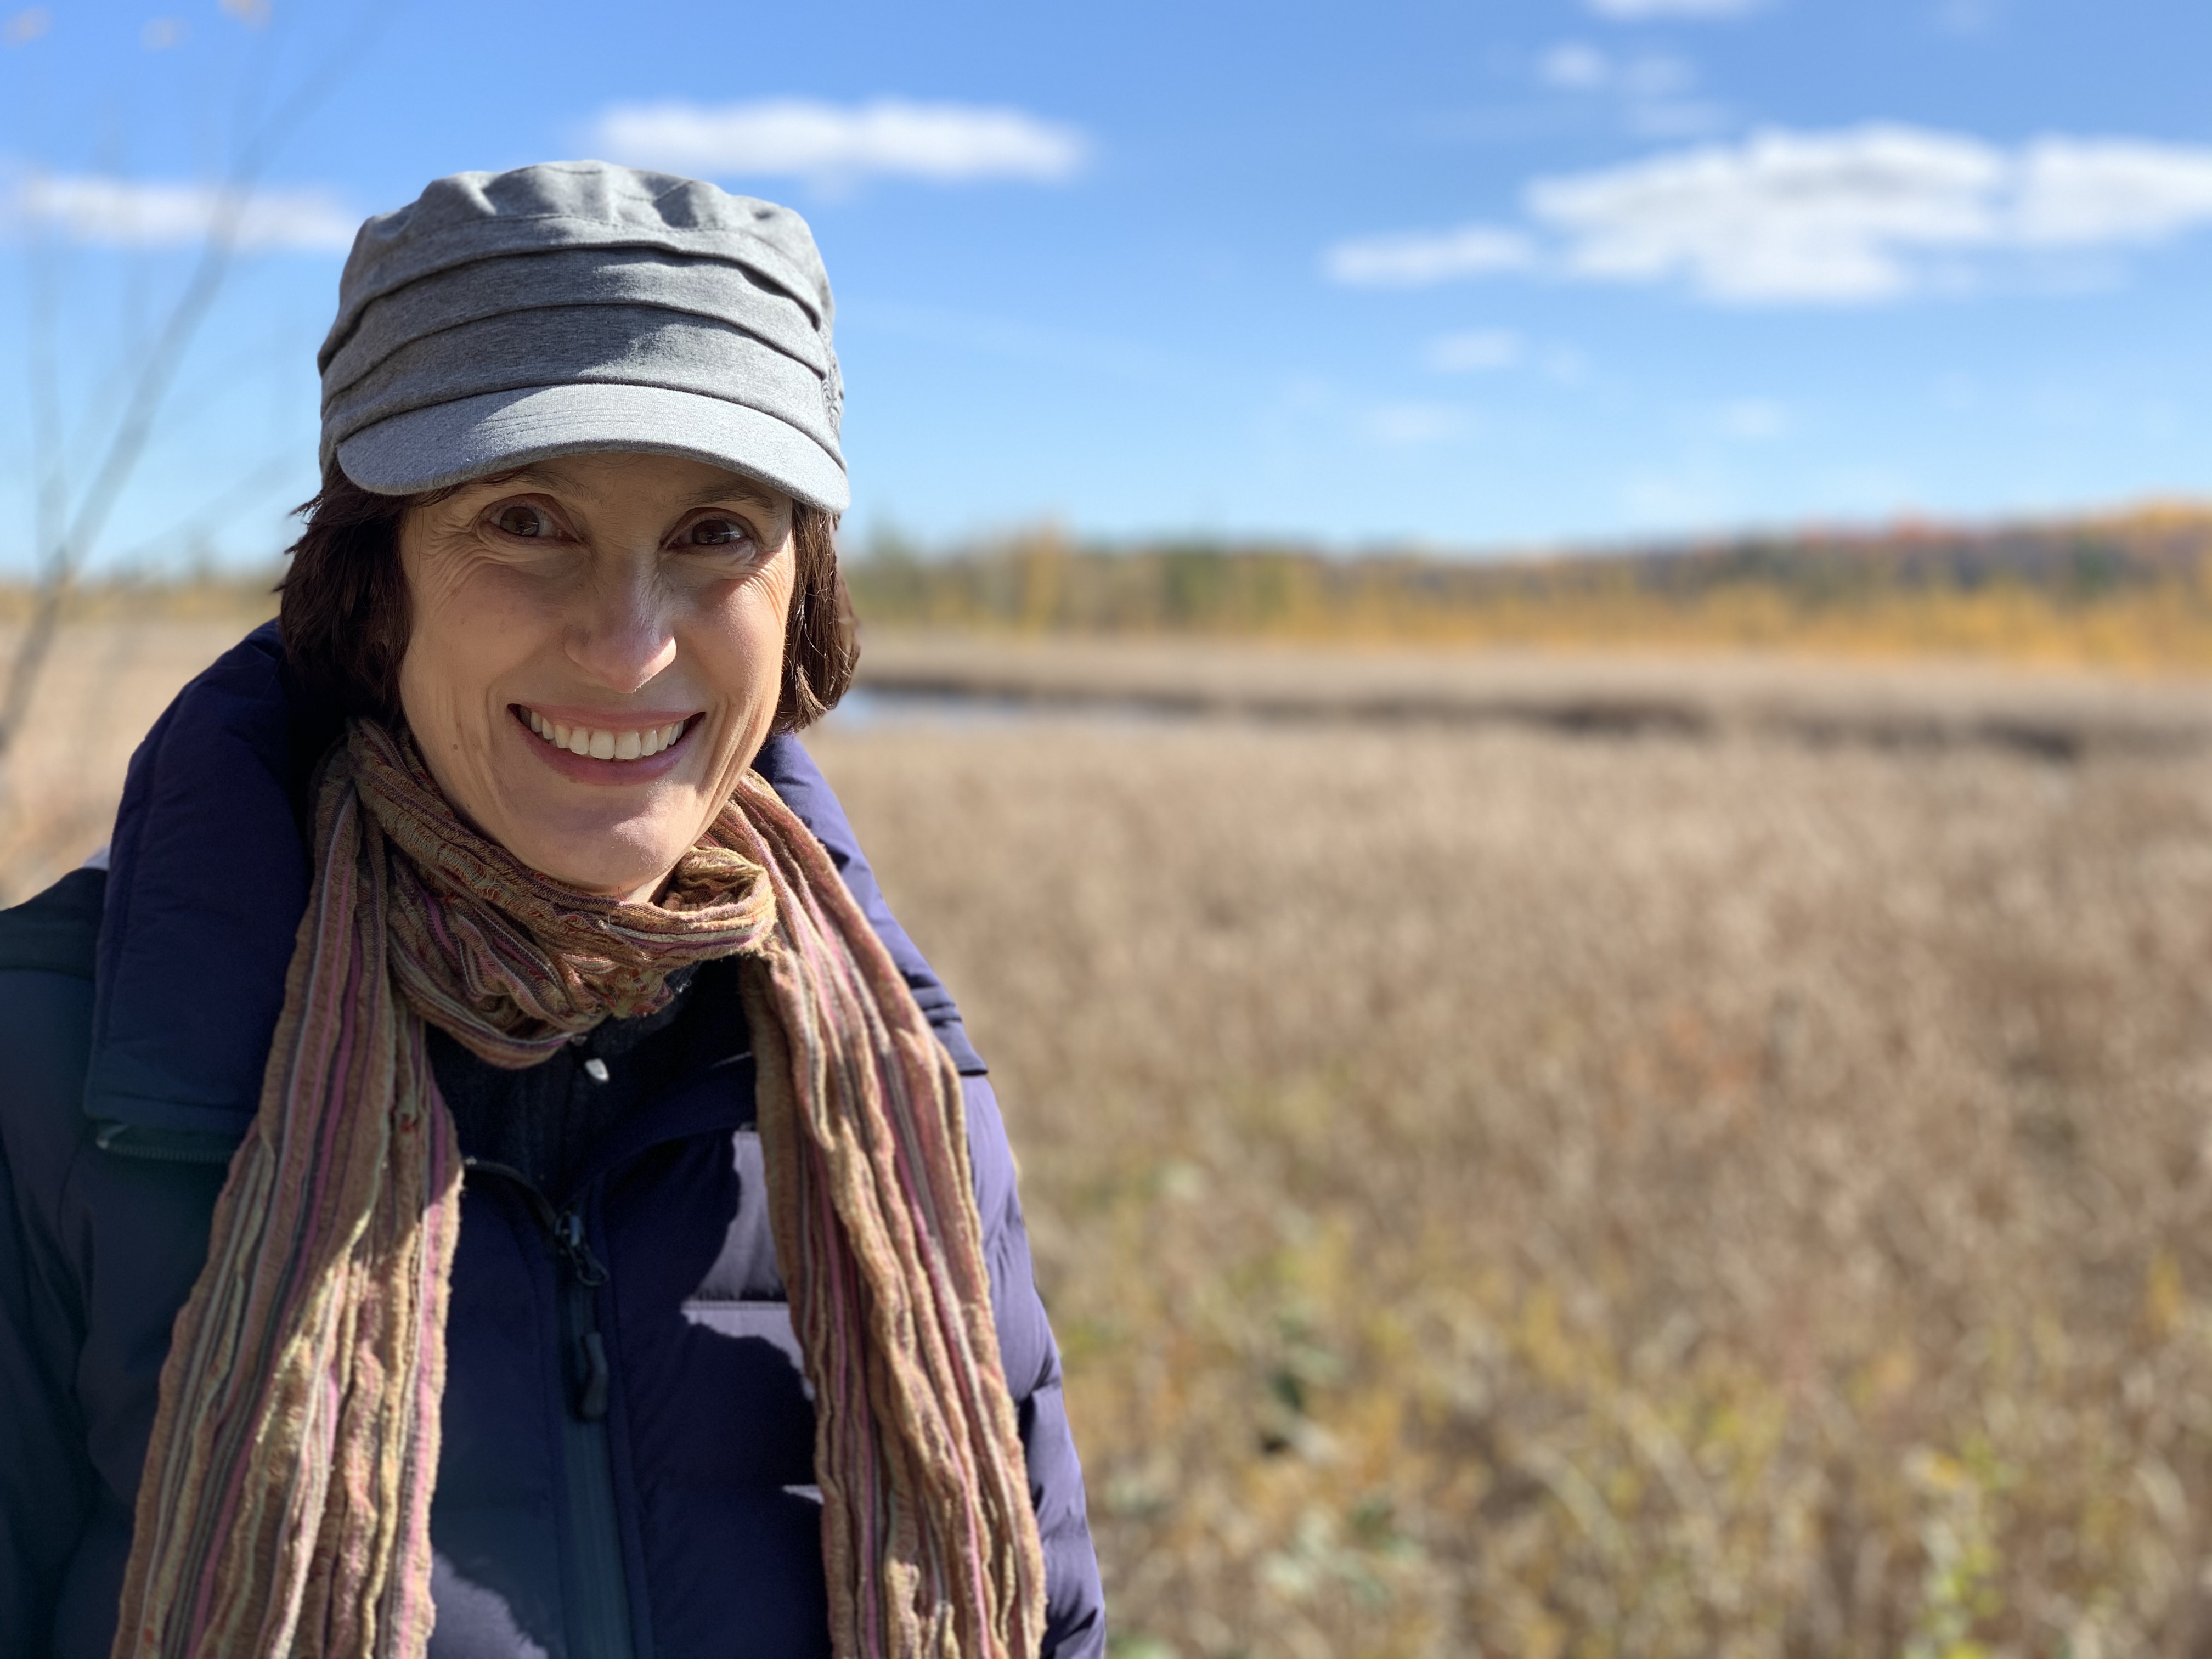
[686,516,753,548]
[489,503,557,539]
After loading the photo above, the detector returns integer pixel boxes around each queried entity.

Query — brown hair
[278,465,857,732]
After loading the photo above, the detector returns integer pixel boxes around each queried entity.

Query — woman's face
[396,450,796,900]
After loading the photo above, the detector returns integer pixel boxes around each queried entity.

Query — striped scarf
[111,719,1046,1659]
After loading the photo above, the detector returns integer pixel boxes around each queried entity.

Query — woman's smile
[516,704,697,763]
[510,702,703,785]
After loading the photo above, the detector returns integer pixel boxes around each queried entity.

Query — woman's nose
[564,570,678,693]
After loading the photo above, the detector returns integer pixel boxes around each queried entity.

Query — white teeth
[524,710,690,762]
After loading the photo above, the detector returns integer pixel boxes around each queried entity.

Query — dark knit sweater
[428,962,739,1201]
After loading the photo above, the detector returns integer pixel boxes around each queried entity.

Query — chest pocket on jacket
[679,1128,806,1384]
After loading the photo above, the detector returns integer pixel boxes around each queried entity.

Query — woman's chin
[515,840,686,899]
[486,793,704,899]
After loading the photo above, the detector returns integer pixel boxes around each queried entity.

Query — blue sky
[2,0,2210,572]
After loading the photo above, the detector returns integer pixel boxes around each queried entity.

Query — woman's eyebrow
[679,483,781,510]
[466,469,777,511]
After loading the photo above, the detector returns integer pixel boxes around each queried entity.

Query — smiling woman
[0,162,1103,1659]
[283,454,851,899]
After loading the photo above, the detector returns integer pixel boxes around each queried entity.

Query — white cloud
[7,172,355,250]
[2011,138,2212,245]
[1325,125,2212,306]
[1529,125,2003,301]
[1323,225,1536,287]
[1588,0,1765,17]
[593,98,1088,185]
[1538,44,1725,143]
[1541,42,1693,97]
[1362,402,1471,444]
[1541,43,1613,91]
[1531,126,2212,301]
[1426,329,1523,373]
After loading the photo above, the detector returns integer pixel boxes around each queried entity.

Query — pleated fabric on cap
[317,161,849,512]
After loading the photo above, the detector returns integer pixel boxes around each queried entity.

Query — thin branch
[0,0,393,767]
[27,235,66,584]
[0,190,249,762]
[100,453,301,572]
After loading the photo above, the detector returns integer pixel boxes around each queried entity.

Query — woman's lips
[510,704,700,782]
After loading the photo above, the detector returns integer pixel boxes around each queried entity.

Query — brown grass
[805,702,2212,1659]
[0,616,274,902]
[9,620,2212,1656]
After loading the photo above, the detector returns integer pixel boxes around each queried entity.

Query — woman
[0,162,1103,1659]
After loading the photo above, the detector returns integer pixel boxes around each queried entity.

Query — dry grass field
[0,614,275,901]
[816,662,2212,1659]
[9,620,2212,1657]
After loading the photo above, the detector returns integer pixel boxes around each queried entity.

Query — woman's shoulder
[88,623,319,1144]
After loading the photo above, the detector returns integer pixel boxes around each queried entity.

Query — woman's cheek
[398,557,529,806]
[708,592,796,787]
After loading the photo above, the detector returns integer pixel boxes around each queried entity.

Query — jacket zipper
[89,1121,242,1164]
[464,1157,635,1659]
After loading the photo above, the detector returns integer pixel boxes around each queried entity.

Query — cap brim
[334,382,850,513]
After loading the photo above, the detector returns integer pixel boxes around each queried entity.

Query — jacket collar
[86,622,329,1138]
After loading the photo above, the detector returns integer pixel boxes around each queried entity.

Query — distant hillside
[845,505,2212,668]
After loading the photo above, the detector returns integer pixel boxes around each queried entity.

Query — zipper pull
[555,1210,610,1286]
[548,1206,612,1419]
[574,1330,611,1421]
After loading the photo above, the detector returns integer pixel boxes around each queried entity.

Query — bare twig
[0,189,251,762]
[0,0,391,770]
[101,453,301,573]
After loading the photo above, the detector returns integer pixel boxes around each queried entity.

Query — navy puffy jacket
[0,624,1105,1658]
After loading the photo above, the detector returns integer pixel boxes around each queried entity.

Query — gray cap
[318,161,849,512]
